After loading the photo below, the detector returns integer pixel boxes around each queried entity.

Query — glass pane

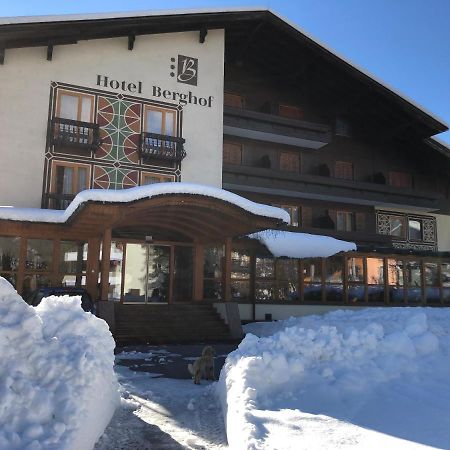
[80,96,92,122]
[0,236,20,271]
[165,111,175,136]
[441,263,450,288]
[425,263,439,286]
[59,94,78,120]
[204,246,223,279]
[387,259,404,303]
[367,258,384,285]
[231,250,251,279]
[77,167,88,192]
[60,241,87,274]
[256,257,274,279]
[109,243,123,301]
[203,279,222,300]
[231,280,250,300]
[409,220,422,241]
[148,245,170,302]
[368,285,384,303]
[348,257,364,283]
[324,284,343,302]
[348,285,365,303]
[325,257,343,283]
[173,246,192,301]
[407,288,422,303]
[390,217,405,237]
[426,287,441,304]
[277,282,298,301]
[56,166,74,195]
[146,110,163,134]
[278,259,298,282]
[405,261,422,287]
[26,239,53,271]
[123,243,147,302]
[443,288,450,304]
[303,260,322,283]
[23,274,52,299]
[304,284,322,302]
[60,274,86,288]
[255,282,274,301]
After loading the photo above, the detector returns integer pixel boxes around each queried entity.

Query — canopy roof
[248,230,356,259]
[0,183,289,242]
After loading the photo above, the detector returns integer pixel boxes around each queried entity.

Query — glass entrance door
[123,243,170,303]
[173,246,193,302]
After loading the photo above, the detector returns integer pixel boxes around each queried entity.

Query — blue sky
[2,0,449,144]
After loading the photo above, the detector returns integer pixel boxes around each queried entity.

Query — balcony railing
[51,117,101,151]
[140,132,186,162]
[43,192,75,210]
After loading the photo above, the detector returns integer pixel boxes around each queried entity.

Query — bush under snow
[218,308,450,449]
[0,277,119,449]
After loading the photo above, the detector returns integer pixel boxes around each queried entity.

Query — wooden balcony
[51,117,101,151]
[223,106,331,149]
[140,132,186,163]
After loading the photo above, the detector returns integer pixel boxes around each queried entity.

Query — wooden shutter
[389,171,412,188]
[223,142,242,165]
[335,161,354,180]
[278,104,304,120]
[301,206,313,228]
[280,152,300,172]
[355,213,365,232]
[224,93,244,109]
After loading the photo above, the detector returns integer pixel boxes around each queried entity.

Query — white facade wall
[0,30,224,207]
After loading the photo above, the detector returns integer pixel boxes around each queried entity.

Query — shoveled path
[95,344,237,450]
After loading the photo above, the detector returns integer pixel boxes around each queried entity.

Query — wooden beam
[128,34,135,50]
[100,229,111,301]
[199,27,208,43]
[86,238,101,300]
[47,44,53,61]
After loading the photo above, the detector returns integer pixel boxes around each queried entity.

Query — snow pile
[218,308,450,449]
[0,277,119,450]
[248,229,356,258]
[0,183,290,224]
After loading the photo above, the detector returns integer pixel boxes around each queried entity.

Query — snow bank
[218,308,450,449]
[0,277,119,449]
[248,229,356,258]
[0,183,290,224]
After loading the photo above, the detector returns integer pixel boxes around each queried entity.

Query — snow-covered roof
[0,8,446,130]
[248,230,356,258]
[0,183,290,224]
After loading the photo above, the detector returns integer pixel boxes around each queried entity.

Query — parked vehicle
[26,287,95,313]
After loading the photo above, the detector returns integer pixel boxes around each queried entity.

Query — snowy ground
[218,308,450,450]
[95,345,233,450]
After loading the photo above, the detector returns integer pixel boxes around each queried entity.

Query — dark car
[26,287,95,313]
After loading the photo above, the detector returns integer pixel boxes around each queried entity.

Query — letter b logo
[177,55,198,86]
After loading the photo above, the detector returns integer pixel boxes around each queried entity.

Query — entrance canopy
[0,183,290,242]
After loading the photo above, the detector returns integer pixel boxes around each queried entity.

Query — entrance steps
[114,303,233,344]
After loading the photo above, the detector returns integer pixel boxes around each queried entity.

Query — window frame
[336,211,356,232]
[141,172,175,185]
[50,160,91,196]
[56,89,95,123]
[143,104,177,137]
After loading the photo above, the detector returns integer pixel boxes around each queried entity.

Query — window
[335,117,351,136]
[334,161,354,180]
[224,92,244,109]
[56,90,94,122]
[389,216,406,238]
[50,161,90,209]
[278,104,304,120]
[231,250,251,300]
[141,173,174,185]
[144,105,176,136]
[58,241,88,289]
[336,211,356,232]
[408,219,422,241]
[255,257,275,301]
[0,236,20,288]
[389,171,413,188]
[223,142,242,165]
[275,205,299,227]
[279,152,300,172]
[203,246,224,300]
